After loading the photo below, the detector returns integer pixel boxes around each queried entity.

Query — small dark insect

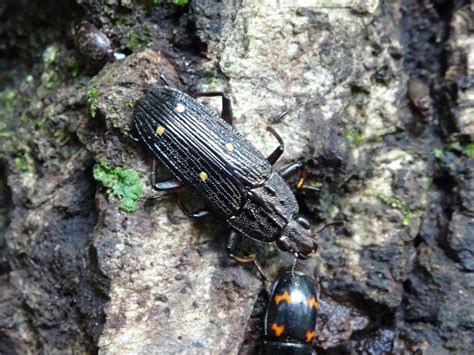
[73,21,125,64]
[133,78,320,273]
[262,270,318,354]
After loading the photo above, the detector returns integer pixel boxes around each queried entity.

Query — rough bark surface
[0,0,473,354]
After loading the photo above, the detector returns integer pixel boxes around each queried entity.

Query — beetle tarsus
[129,127,141,142]
[278,161,304,179]
[151,159,183,191]
[278,162,322,195]
[178,200,210,218]
[226,229,266,280]
[160,72,172,87]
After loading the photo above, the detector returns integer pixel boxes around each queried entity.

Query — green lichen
[143,0,187,4]
[433,148,443,160]
[14,156,29,172]
[0,215,7,231]
[206,73,219,85]
[123,100,134,110]
[67,57,80,78]
[376,194,418,226]
[309,180,322,188]
[41,70,61,90]
[344,128,365,146]
[40,45,63,91]
[25,75,34,84]
[93,162,144,212]
[466,143,474,158]
[0,89,17,137]
[2,89,17,114]
[372,135,383,143]
[172,0,189,6]
[87,87,100,118]
[440,139,474,159]
[126,23,154,51]
[0,128,11,138]
[43,45,59,65]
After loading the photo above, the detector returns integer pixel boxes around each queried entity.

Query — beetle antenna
[291,255,298,274]
[312,221,345,240]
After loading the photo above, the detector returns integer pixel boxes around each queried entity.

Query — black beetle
[133,79,318,270]
[262,270,318,354]
[73,21,125,64]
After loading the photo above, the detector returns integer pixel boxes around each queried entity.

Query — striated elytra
[133,83,319,270]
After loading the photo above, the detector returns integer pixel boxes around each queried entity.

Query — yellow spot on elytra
[156,126,165,136]
[305,330,316,342]
[199,171,208,181]
[175,103,186,113]
[225,143,234,152]
[274,291,292,305]
[271,323,285,337]
[308,296,318,309]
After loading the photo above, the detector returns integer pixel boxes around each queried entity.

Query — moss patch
[93,162,144,212]
[376,194,419,226]
[87,87,100,118]
[466,143,474,158]
[344,127,365,146]
[126,23,154,51]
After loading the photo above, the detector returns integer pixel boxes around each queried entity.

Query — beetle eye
[276,236,293,252]
[296,216,311,230]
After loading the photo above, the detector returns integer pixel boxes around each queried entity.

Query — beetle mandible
[133,78,318,270]
[262,270,318,354]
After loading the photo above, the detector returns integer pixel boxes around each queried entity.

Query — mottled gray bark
[0,0,472,354]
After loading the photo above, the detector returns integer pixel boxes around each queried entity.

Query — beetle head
[277,219,318,259]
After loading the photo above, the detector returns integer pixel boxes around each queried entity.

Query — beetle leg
[160,72,172,86]
[129,131,140,143]
[191,91,233,125]
[226,229,266,280]
[152,180,183,191]
[278,162,321,195]
[186,209,210,218]
[151,159,183,191]
[298,186,321,194]
[295,168,321,194]
[278,161,304,179]
[129,124,141,142]
[296,216,311,230]
[178,198,210,218]
[266,126,286,165]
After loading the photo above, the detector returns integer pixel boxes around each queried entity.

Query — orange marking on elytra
[297,169,307,189]
[305,330,316,342]
[274,291,292,304]
[271,323,285,337]
[308,296,318,309]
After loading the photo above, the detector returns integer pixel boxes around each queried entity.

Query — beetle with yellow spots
[262,271,318,354]
[133,77,326,278]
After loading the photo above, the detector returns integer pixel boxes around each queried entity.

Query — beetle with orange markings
[262,271,318,354]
